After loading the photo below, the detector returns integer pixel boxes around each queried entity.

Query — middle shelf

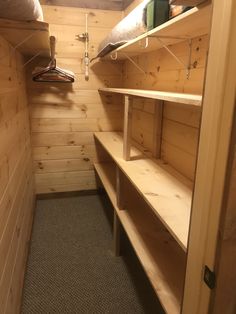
[94,131,193,251]
[99,87,202,106]
[94,161,186,314]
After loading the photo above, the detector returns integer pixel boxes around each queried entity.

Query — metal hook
[139,37,149,49]
[110,51,118,60]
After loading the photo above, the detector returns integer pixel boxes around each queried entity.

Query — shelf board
[0,18,50,57]
[99,88,202,106]
[94,162,116,203]
[104,3,211,60]
[94,132,193,251]
[94,161,186,314]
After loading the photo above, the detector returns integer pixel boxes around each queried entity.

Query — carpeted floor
[21,193,164,313]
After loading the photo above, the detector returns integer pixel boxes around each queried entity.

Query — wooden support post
[153,100,164,159]
[116,166,125,210]
[113,212,121,256]
[123,95,132,161]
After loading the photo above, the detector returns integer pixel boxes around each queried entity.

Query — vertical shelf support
[116,166,125,210]
[123,95,133,161]
[153,100,164,158]
[113,212,121,256]
[114,166,125,256]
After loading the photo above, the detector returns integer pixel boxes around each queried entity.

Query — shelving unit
[94,161,186,314]
[103,3,211,60]
[0,18,50,57]
[94,132,193,251]
[99,88,202,106]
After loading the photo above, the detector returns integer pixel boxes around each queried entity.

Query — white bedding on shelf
[0,0,43,21]
[95,0,150,59]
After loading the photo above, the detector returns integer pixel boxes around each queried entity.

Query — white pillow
[0,0,43,21]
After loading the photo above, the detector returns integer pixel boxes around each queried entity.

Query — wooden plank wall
[123,35,208,180]
[27,5,124,194]
[0,35,35,313]
[211,108,236,314]
[40,0,132,11]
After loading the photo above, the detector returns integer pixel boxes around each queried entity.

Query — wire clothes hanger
[32,36,75,83]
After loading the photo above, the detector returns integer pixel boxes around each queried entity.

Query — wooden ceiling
[39,0,135,11]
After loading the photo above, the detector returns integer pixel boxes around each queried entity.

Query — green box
[154,0,169,27]
[146,0,155,31]
[146,0,170,31]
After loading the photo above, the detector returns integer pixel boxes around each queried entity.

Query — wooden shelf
[94,162,116,202]
[99,88,202,106]
[0,18,50,57]
[94,132,193,251]
[104,3,211,60]
[94,161,186,314]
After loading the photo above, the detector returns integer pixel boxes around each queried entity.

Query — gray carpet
[21,193,164,313]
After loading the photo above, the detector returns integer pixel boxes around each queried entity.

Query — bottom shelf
[94,162,186,314]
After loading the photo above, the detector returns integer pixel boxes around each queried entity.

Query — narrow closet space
[0,0,235,313]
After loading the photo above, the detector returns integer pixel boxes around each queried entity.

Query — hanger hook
[139,37,149,49]
[110,51,118,60]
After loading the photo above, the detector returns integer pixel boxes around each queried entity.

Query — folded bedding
[93,0,150,60]
[0,0,43,21]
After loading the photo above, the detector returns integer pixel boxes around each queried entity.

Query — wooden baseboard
[36,189,100,200]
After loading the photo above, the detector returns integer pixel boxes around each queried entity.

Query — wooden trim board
[99,88,202,106]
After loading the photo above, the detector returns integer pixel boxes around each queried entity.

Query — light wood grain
[99,88,202,106]
[0,35,35,314]
[42,5,122,27]
[104,3,211,60]
[28,4,123,194]
[0,19,49,57]
[94,161,186,314]
[183,0,236,312]
[40,0,128,11]
[94,131,193,251]
[123,96,132,160]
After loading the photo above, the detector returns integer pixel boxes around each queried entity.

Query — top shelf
[0,18,50,57]
[99,87,202,106]
[103,3,211,60]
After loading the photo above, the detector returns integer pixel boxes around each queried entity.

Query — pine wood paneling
[28,5,123,194]
[123,35,207,180]
[40,0,127,11]
[42,5,122,27]
[0,35,35,314]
